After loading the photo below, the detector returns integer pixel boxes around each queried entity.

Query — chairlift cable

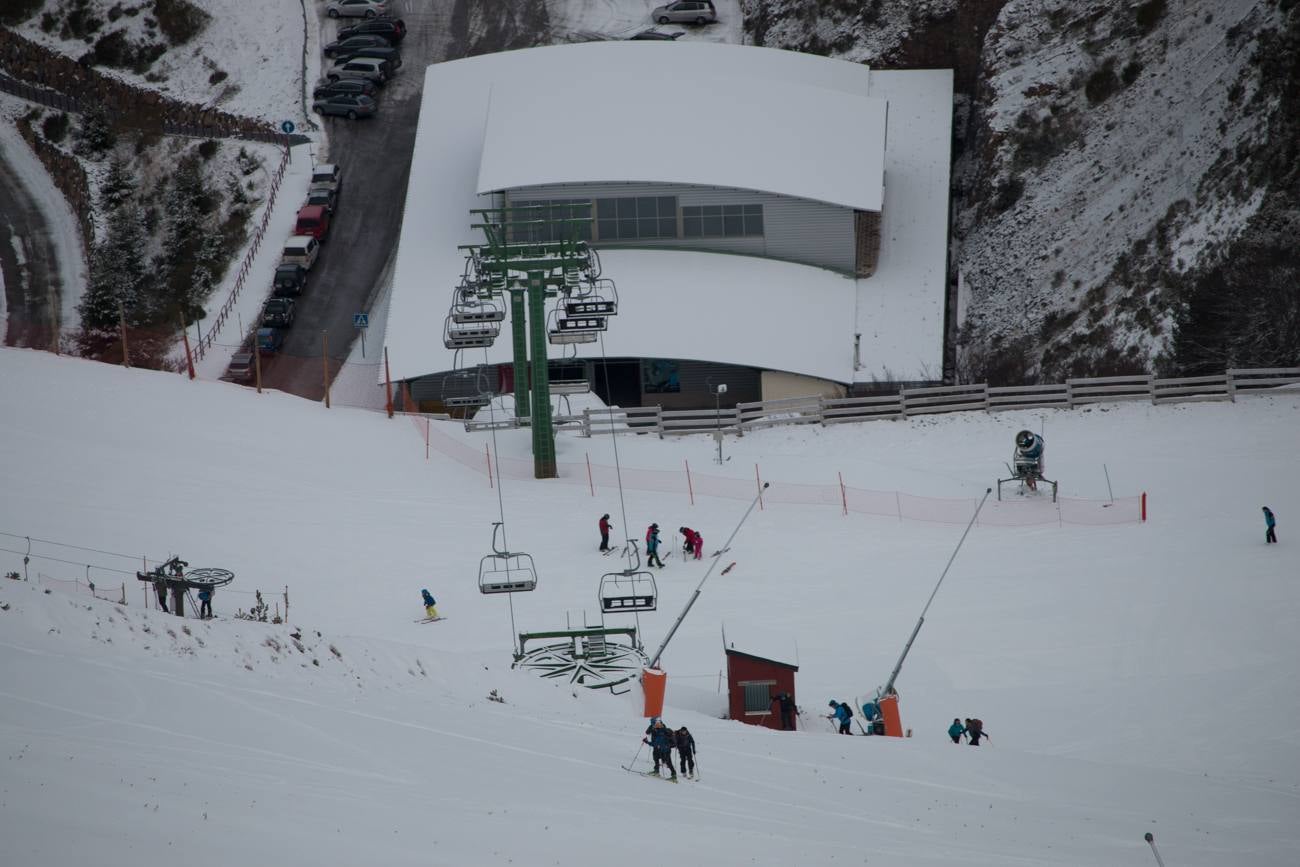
[483,348,518,648]
[597,330,640,634]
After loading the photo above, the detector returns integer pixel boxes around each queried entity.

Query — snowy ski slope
[0,347,1297,866]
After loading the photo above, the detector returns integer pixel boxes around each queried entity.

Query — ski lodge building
[383,41,953,411]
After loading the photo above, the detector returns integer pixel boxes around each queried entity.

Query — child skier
[675,726,697,779]
[646,524,664,568]
[679,527,696,556]
[1263,506,1277,544]
[691,528,703,560]
[420,588,438,620]
[599,514,613,551]
[198,587,214,619]
[948,718,966,744]
[643,718,677,779]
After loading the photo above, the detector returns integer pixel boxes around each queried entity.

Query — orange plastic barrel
[642,667,667,718]
[879,693,903,737]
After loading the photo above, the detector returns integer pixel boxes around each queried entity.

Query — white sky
[1,347,1298,865]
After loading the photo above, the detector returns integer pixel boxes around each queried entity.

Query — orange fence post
[838,471,847,516]
[426,419,430,461]
[642,667,667,718]
[755,464,764,510]
[180,315,195,380]
[1141,491,1147,522]
[879,693,903,737]
[684,459,694,506]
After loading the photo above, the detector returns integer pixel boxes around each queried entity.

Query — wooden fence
[465,368,1300,436]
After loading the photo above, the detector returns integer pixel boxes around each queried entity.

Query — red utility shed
[725,647,798,730]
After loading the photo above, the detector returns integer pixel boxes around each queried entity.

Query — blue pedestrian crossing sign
[353,313,369,328]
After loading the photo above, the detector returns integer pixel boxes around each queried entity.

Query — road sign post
[353,312,369,358]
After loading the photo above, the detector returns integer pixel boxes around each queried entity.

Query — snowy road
[0,130,63,350]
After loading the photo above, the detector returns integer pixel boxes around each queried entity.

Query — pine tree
[79,205,152,332]
[100,154,134,213]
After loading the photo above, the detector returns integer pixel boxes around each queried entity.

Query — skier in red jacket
[599,514,612,551]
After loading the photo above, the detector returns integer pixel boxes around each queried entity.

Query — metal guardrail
[462,367,1300,436]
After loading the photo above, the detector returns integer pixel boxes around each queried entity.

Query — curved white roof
[478,70,886,211]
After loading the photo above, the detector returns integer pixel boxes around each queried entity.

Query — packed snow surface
[1,347,1298,865]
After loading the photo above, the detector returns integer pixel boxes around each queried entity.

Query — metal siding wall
[505,183,855,274]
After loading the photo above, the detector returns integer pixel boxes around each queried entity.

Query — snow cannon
[998,430,1057,501]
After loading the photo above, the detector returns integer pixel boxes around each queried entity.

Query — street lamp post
[714,383,727,464]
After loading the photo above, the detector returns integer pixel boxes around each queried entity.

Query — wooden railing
[464,367,1300,436]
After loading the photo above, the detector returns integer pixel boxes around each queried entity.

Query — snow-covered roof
[384,43,952,386]
[477,72,886,212]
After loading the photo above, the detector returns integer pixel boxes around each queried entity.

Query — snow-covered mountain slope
[742,0,1299,380]
[1,347,1298,864]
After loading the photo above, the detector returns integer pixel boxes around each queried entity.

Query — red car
[294,204,331,240]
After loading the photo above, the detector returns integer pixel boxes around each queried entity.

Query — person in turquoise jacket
[1263,506,1277,544]
[948,718,966,744]
[827,700,853,734]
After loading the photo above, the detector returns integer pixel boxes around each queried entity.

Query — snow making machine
[997,429,1057,502]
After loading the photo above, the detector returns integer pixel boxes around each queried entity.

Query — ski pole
[1144,833,1165,867]
[626,737,647,770]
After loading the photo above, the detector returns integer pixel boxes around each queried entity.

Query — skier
[154,576,168,613]
[420,588,438,620]
[827,700,853,735]
[646,524,664,568]
[861,699,881,735]
[675,726,697,778]
[948,718,966,744]
[771,691,797,730]
[691,528,703,560]
[198,587,214,619]
[599,514,613,552]
[679,527,696,556]
[643,718,677,779]
[1014,430,1045,492]
[964,717,988,746]
[1263,506,1277,544]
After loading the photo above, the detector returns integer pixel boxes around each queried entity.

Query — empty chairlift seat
[599,569,657,613]
[479,552,538,594]
[563,277,619,317]
[450,292,506,324]
[547,308,603,345]
[444,315,501,349]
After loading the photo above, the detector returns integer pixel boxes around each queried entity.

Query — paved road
[0,141,62,351]
[258,0,459,399]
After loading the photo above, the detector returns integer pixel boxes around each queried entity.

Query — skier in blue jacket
[421,588,438,620]
[645,524,664,568]
[948,718,967,744]
[1263,506,1277,544]
[827,700,853,735]
[643,718,677,779]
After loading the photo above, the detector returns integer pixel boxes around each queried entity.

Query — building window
[642,359,680,394]
[682,204,763,238]
[596,196,677,241]
[740,680,776,714]
[509,200,592,243]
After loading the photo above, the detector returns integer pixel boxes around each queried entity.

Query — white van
[282,235,321,271]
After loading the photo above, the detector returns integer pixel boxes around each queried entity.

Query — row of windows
[508,197,765,243]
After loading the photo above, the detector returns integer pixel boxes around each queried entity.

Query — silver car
[326,0,388,19]
[326,57,388,87]
[651,0,717,24]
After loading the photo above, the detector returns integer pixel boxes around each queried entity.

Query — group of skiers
[598,515,704,567]
[948,717,989,745]
[642,718,697,780]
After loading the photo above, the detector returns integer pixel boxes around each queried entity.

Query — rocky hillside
[744,0,1300,381]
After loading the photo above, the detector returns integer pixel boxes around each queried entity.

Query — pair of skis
[621,765,691,783]
[413,616,447,624]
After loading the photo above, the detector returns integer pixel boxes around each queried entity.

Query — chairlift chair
[564,278,618,318]
[479,522,537,594]
[443,315,500,349]
[450,289,505,324]
[442,364,492,409]
[598,541,657,613]
[547,308,600,345]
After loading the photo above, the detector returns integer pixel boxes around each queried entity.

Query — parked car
[294,204,332,240]
[273,263,307,297]
[329,43,402,67]
[651,0,717,24]
[338,17,405,43]
[323,34,391,58]
[313,92,377,120]
[262,297,297,328]
[309,164,342,193]
[305,187,337,215]
[281,235,321,270]
[312,77,378,101]
[326,0,388,19]
[325,57,388,87]
[227,351,256,382]
[256,327,285,354]
[628,29,684,40]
